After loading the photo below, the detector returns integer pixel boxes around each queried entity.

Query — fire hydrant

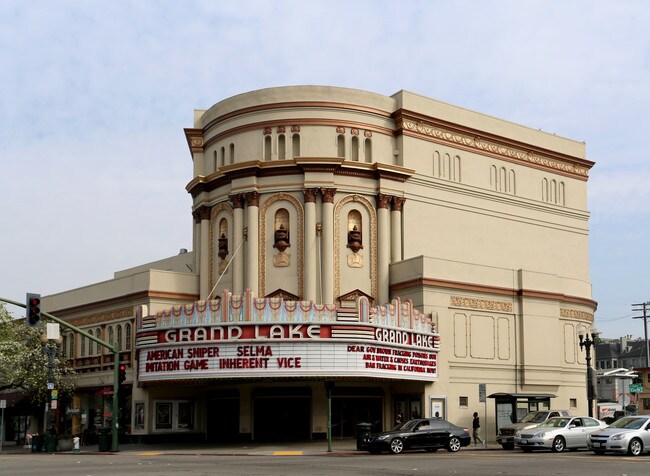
[73,436,80,452]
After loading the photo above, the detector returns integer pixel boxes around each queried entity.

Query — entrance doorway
[253,396,310,441]
[331,397,383,437]
[206,398,239,442]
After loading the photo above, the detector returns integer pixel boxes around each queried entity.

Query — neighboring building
[41,86,596,443]
[596,336,648,410]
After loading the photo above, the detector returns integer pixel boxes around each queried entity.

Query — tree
[0,303,75,403]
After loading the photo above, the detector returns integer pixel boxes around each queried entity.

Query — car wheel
[502,443,515,450]
[447,436,462,452]
[551,436,566,453]
[389,438,405,454]
[424,447,438,453]
[627,438,643,456]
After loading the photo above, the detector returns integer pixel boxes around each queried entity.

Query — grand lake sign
[136,291,440,382]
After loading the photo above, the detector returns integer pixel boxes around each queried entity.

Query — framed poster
[155,402,172,429]
[134,401,145,430]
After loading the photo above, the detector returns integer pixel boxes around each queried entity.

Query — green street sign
[629,383,644,393]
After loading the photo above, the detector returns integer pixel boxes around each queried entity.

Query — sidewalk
[0,439,502,456]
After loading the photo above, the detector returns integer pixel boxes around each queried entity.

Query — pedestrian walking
[472,412,484,446]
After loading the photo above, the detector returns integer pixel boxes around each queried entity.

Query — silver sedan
[514,416,607,452]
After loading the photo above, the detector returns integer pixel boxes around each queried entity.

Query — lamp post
[578,325,598,418]
[40,333,63,434]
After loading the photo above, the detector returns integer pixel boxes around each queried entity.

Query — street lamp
[578,325,599,417]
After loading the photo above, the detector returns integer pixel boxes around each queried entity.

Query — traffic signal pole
[1,296,121,451]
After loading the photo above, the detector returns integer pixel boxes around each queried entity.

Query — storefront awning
[488,393,557,400]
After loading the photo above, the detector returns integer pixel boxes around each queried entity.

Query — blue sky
[1,0,649,339]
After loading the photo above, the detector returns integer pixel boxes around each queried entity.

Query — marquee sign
[136,294,440,382]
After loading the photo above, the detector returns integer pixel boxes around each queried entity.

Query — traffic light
[118,364,127,384]
[25,293,41,327]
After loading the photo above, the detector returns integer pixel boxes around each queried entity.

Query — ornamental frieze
[399,117,589,178]
[560,308,594,322]
[67,306,133,326]
[450,296,513,313]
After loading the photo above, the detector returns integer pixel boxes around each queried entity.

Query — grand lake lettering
[162,324,321,343]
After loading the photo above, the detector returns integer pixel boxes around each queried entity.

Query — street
[2,449,650,476]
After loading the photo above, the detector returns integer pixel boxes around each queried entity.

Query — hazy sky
[2,0,649,339]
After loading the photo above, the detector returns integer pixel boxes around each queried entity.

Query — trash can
[44,434,57,452]
[356,422,372,450]
[31,435,44,453]
[97,428,112,452]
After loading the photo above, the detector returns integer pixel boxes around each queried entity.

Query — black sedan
[363,418,471,454]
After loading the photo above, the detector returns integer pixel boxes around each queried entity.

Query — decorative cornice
[396,114,593,180]
[67,307,134,326]
[560,308,594,322]
[184,128,204,154]
[450,296,513,313]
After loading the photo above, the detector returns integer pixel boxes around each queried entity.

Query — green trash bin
[44,433,57,452]
[31,435,44,453]
[356,422,372,450]
[97,428,112,452]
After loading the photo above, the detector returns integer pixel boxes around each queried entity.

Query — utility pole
[632,302,650,368]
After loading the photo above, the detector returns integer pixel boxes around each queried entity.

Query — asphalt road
[1,450,650,476]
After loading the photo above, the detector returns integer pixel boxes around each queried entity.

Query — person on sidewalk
[472,412,484,447]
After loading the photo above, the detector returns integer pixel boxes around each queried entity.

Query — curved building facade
[43,86,596,443]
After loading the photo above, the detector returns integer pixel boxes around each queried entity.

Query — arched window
[499,167,507,193]
[229,143,235,164]
[364,138,372,163]
[68,333,75,358]
[346,210,363,253]
[292,134,301,157]
[88,329,94,355]
[108,326,114,347]
[125,323,132,351]
[278,134,286,160]
[80,333,86,357]
[273,208,290,252]
[351,136,359,161]
[264,135,272,161]
[213,150,218,172]
[220,146,226,167]
[559,182,566,206]
[337,134,345,158]
[117,324,123,352]
[453,155,461,182]
[443,153,451,179]
[62,335,67,358]
[509,169,516,195]
[490,165,498,189]
[542,178,548,201]
[218,218,229,260]
[551,179,557,203]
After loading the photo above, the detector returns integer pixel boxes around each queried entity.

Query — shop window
[278,134,286,160]
[292,133,300,157]
[154,400,195,432]
[459,396,468,408]
[125,323,132,351]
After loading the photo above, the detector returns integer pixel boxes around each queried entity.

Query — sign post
[0,399,6,453]
[479,384,487,447]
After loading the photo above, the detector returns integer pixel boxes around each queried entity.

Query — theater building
[42,86,596,442]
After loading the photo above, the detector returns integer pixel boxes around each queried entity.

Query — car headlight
[376,434,390,440]
[536,432,546,438]
[611,433,627,441]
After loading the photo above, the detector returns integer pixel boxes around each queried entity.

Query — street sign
[51,400,58,410]
[51,390,58,400]
[0,399,6,408]
[479,383,486,403]
[47,383,54,390]
[629,383,644,393]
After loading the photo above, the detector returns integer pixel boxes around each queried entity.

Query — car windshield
[521,412,548,423]
[539,418,569,428]
[393,419,420,432]
[609,417,647,430]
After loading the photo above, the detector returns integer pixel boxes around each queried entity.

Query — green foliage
[0,303,76,403]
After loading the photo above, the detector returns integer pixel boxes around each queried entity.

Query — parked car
[587,415,650,456]
[363,418,471,454]
[514,416,607,452]
[497,410,571,449]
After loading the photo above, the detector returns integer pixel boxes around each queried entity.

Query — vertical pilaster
[303,188,318,302]
[321,188,336,305]
[230,194,245,294]
[245,192,260,296]
[194,205,211,300]
[391,197,405,263]
[376,194,391,305]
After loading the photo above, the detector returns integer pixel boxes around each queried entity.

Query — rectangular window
[643,398,650,410]
[570,398,577,408]
[154,400,195,432]
[459,396,468,407]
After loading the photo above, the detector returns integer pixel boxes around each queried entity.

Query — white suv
[497,410,571,449]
